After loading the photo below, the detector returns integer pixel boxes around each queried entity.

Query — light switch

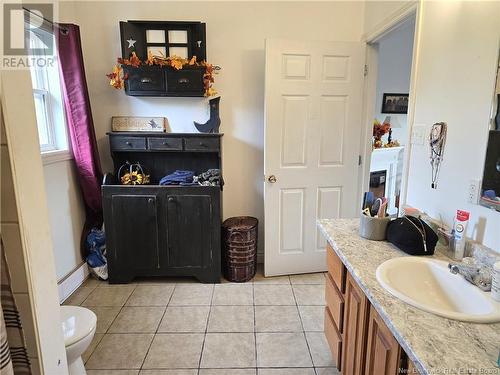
[411,124,426,145]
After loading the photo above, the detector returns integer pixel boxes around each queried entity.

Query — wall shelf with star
[118,20,208,97]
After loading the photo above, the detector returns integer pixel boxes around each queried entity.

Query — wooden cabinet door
[342,272,369,375]
[166,193,213,269]
[108,194,160,282]
[365,305,402,375]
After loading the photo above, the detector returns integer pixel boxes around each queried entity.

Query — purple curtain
[56,24,103,255]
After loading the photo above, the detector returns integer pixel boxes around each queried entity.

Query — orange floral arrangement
[106,52,219,96]
[373,119,391,149]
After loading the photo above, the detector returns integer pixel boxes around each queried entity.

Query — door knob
[268,175,277,183]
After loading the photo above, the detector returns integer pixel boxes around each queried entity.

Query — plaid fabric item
[1,307,14,375]
[1,239,31,375]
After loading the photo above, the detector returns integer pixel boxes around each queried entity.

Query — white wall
[374,17,415,146]
[363,1,414,39]
[59,1,365,254]
[43,160,86,281]
[405,1,500,251]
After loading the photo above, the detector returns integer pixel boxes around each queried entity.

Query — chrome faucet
[448,262,491,291]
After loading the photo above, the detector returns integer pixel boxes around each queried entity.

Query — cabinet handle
[199,142,205,147]
[148,198,154,204]
[141,78,153,83]
[162,141,169,146]
[125,141,131,146]
[168,197,175,203]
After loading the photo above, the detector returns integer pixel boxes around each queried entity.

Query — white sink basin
[376,257,500,323]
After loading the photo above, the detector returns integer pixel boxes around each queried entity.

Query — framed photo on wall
[382,93,409,114]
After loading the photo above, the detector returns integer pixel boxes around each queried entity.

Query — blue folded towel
[159,170,195,185]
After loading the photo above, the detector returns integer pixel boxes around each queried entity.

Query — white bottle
[492,261,500,302]
[453,210,470,260]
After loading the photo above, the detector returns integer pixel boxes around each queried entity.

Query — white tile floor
[64,267,339,375]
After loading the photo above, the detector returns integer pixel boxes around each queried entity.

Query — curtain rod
[22,7,69,33]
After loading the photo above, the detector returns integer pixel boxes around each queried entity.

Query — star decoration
[126,38,136,48]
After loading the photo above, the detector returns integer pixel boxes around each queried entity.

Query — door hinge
[358,155,362,166]
[364,64,368,77]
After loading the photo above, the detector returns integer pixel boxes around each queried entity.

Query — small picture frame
[111,116,167,132]
[381,93,409,114]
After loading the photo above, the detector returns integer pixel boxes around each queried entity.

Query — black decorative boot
[194,96,221,133]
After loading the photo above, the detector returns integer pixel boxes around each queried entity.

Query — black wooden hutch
[102,132,223,283]
[102,20,222,283]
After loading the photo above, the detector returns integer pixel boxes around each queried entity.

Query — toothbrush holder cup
[359,215,391,241]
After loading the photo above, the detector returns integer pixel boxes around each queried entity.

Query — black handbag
[386,215,438,256]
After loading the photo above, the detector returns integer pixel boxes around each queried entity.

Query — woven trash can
[222,216,258,282]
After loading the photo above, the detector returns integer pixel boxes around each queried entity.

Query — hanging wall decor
[429,122,447,189]
[106,20,220,97]
[381,93,409,114]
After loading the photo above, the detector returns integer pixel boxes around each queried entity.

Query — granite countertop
[317,218,500,375]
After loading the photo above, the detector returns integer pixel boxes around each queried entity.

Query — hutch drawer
[110,136,147,151]
[124,66,166,94]
[148,137,183,151]
[165,68,205,96]
[184,137,220,152]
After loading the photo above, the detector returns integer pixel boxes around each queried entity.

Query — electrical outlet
[467,179,481,204]
[411,124,426,145]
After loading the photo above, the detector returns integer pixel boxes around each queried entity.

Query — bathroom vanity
[318,218,500,375]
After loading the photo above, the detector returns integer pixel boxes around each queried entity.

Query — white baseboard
[58,262,90,304]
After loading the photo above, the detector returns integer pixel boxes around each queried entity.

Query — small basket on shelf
[118,161,150,185]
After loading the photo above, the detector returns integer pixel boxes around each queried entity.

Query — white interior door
[264,39,365,276]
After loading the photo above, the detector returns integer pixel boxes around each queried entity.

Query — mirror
[368,16,415,216]
[479,52,500,212]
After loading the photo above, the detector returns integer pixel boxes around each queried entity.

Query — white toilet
[60,305,97,375]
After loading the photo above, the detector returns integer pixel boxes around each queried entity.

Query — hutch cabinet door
[166,193,214,269]
[109,194,161,278]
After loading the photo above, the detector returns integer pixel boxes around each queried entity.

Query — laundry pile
[85,228,108,280]
[159,169,223,187]
[195,169,223,186]
[159,170,195,185]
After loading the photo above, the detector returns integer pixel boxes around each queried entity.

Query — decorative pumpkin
[118,161,150,185]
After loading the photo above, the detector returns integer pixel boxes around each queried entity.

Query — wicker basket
[222,216,258,282]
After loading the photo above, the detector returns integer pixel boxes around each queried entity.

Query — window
[120,21,206,63]
[146,28,189,59]
[27,20,69,158]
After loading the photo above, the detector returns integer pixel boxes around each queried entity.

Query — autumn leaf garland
[106,51,219,96]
